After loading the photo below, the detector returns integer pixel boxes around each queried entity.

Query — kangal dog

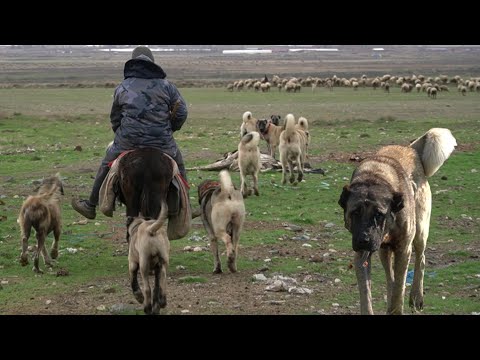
[279,114,308,185]
[18,174,64,273]
[257,118,283,159]
[127,199,170,315]
[240,111,258,137]
[339,128,456,314]
[238,131,261,197]
[198,170,245,273]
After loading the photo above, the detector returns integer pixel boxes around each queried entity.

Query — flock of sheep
[226,73,480,97]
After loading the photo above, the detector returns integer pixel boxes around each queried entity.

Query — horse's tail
[140,170,156,218]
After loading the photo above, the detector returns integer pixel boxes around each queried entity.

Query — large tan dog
[198,170,245,273]
[338,128,456,314]
[18,174,64,273]
[240,111,258,137]
[279,114,308,185]
[238,131,261,197]
[127,199,170,315]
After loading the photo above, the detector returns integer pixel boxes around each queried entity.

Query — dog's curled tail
[219,170,234,195]
[147,200,168,236]
[410,128,457,177]
[297,116,309,132]
[284,113,296,139]
[240,131,260,147]
[242,111,253,123]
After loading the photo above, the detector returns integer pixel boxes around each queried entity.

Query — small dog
[198,170,245,273]
[339,128,457,314]
[18,174,64,273]
[257,118,283,159]
[127,199,170,315]
[238,131,261,197]
[279,114,308,185]
[240,111,258,137]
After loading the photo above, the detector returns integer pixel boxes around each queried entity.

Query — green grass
[1,86,479,315]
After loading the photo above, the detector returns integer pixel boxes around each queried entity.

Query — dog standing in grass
[198,170,245,273]
[338,128,457,314]
[238,131,261,198]
[18,174,64,273]
[127,199,170,315]
[279,114,308,185]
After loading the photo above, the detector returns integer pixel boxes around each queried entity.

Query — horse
[116,148,174,242]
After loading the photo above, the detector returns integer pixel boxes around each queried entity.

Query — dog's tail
[240,131,260,147]
[297,116,309,132]
[147,199,168,236]
[283,113,296,139]
[242,111,253,123]
[219,170,234,195]
[410,128,457,177]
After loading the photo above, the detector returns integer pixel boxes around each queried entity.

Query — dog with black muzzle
[257,118,283,159]
[127,199,170,315]
[197,170,245,274]
[339,128,456,314]
[18,174,64,273]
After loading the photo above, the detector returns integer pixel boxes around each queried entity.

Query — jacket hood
[124,58,167,79]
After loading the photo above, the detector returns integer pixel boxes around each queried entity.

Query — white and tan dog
[240,111,258,137]
[339,128,457,314]
[127,199,170,315]
[18,174,64,273]
[198,170,246,273]
[279,114,308,185]
[238,131,261,197]
[257,118,283,159]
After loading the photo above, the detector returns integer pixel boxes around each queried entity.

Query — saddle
[99,150,191,240]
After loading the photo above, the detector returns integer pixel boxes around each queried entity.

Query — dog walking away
[127,199,170,315]
[18,174,64,273]
[238,131,261,198]
[197,170,245,273]
[279,114,308,185]
[338,128,456,314]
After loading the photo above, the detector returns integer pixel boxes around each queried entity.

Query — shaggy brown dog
[238,131,261,197]
[198,170,245,273]
[18,174,64,273]
[339,128,456,314]
[257,118,283,159]
[240,111,258,137]
[127,199,169,315]
[279,114,308,185]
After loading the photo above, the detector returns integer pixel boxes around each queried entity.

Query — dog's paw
[33,267,44,274]
[409,293,424,312]
[143,304,153,315]
[254,189,259,196]
[50,249,59,259]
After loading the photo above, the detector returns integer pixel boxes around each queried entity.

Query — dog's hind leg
[139,258,153,314]
[288,160,296,184]
[152,262,168,314]
[19,218,31,266]
[33,231,46,273]
[252,172,260,196]
[210,238,222,273]
[240,174,248,198]
[227,223,241,273]
[379,246,394,313]
[296,156,304,184]
[129,261,144,305]
[50,223,61,260]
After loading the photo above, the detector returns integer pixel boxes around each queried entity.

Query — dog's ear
[391,192,404,213]
[338,185,350,209]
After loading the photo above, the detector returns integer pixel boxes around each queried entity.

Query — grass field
[0,85,479,315]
